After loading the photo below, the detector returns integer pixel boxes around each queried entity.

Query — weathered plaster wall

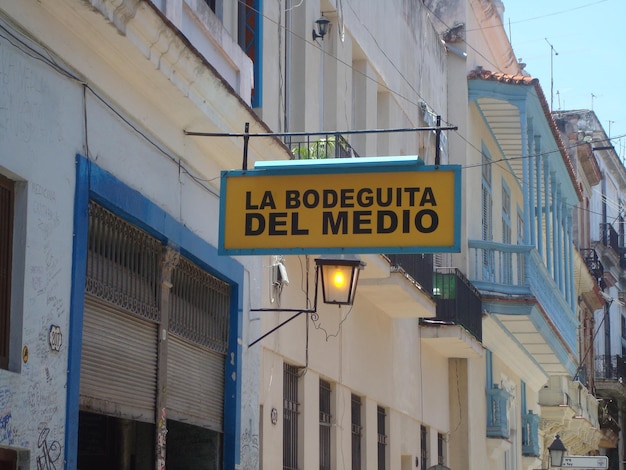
[0,13,82,466]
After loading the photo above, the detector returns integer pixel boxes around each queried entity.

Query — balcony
[469,240,578,376]
[386,254,433,294]
[579,248,605,289]
[595,355,626,382]
[408,264,483,358]
[521,410,540,457]
[487,385,510,439]
[598,223,626,270]
[600,223,620,254]
[539,376,602,455]
[426,268,482,342]
[594,355,626,405]
[358,254,436,319]
[288,134,360,160]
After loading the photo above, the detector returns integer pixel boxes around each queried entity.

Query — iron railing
[351,394,363,470]
[386,253,433,294]
[170,256,231,354]
[288,133,360,160]
[600,223,621,254]
[0,174,14,370]
[283,363,300,470]
[377,406,387,470]
[429,267,482,342]
[579,248,605,288]
[595,355,626,382]
[86,201,162,321]
[320,379,332,470]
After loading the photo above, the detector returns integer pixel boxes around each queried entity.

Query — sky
[502,0,626,160]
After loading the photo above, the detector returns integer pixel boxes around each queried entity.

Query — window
[517,208,524,243]
[351,394,362,470]
[284,363,300,470]
[420,425,428,470]
[238,0,262,107]
[517,208,526,283]
[320,379,331,470]
[0,173,14,371]
[502,182,512,284]
[377,406,387,470]
[437,432,445,465]
[0,447,17,470]
[481,148,493,274]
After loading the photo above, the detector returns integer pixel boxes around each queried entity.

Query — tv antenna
[545,38,558,110]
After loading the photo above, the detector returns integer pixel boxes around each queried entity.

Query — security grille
[170,257,230,353]
[83,201,230,431]
[377,406,387,470]
[0,174,13,370]
[351,394,362,470]
[283,363,300,470]
[420,425,428,470]
[438,432,445,465]
[86,201,161,321]
[320,379,331,470]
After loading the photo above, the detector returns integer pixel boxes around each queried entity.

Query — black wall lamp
[249,254,365,347]
[312,14,331,41]
[548,434,567,467]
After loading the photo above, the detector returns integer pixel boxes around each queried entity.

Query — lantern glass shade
[316,255,365,305]
[315,16,330,38]
[548,435,567,467]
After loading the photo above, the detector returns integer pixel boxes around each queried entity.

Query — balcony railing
[386,254,433,294]
[600,222,620,252]
[429,267,482,342]
[595,354,626,381]
[521,410,540,457]
[288,133,360,160]
[487,385,510,439]
[579,248,604,288]
[468,240,530,293]
[468,240,577,353]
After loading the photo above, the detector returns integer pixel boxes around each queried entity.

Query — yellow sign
[219,158,460,255]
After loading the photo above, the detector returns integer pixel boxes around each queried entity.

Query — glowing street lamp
[316,254,365,305]
[249,254,365,346]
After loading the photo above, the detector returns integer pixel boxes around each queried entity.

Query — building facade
[0,0,617,469]
[0,0,280,468]
[557,109,626,470]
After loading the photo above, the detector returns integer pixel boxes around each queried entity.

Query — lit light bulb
[332,270,346,288]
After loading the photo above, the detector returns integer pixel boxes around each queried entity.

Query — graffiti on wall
[36,427,61,470]
[0,385,13,445]
[240,418,259,470]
